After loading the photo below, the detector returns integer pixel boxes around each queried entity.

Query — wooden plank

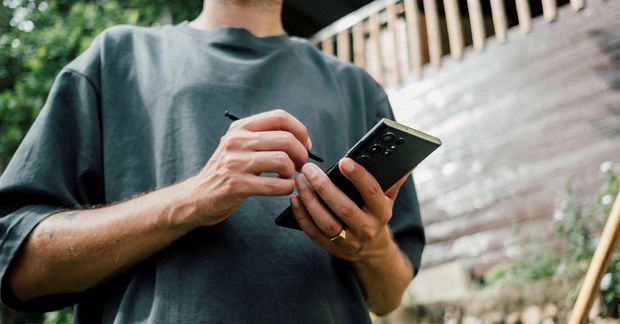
[570,194,620,324]
[310,0,399,44]
[516,0,532,33]
[386,2,402,83]
[423,0,442,67]
[542,0,558,22]
[352,22,366,68]
[404,0,422,75]
[337,30,351,62]
[369,12,385,84]
[571,0,585,12]
[467,0,485,51]
[444,0,464,59]
[321,37,334,55]
[490,0,508,42]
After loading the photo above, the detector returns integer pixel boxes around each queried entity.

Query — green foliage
[0,0,202,170]
[0,1,200,322]
[42,307,72,324]
[483,250,561,287]
[483,161,620,315]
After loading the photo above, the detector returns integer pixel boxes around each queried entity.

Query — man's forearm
[351,227,414,316]
[6,179,197,302]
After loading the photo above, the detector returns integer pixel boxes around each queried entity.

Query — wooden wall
[389,0,620,276]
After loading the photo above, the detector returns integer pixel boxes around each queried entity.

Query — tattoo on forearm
[37,228,55,239]
[63,211,79,221]
[36,210,80,239]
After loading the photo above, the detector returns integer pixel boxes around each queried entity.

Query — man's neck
[190,0,284,37]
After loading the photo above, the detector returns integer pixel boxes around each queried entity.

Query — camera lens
[396,138,405,145]
[356,155,370,165]
[369,144,382,154]
[383,150,392,157]
[381,132,395,143]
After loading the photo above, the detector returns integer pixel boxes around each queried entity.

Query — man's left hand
[290,158,409,263]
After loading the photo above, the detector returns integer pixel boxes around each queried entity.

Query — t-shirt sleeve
[0,68,104,312]
[375,95,426,275]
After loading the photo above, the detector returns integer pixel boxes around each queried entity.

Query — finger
[235,175,295,197]
[295,174,345,238]
[233,109,312,151]
[291,195,363,256]
[290,195,331,246]
[246,131,309,169]
[385,172,411,200]
[226,151,295,178]
[300,163,371,233]
[337,158,387,220]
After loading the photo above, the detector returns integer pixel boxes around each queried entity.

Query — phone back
[275,118,441,230]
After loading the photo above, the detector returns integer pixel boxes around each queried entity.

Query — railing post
[490,0,508,42]
[571,0,585,11]
[337,30,351,62]
[444,0,464,59]
[516,0,532,32]
[404,0,423,75]
[386,2,402,84]
[369,12,385,84]
[467,0,485,50]
[321,37,334,55]
[423,0,443,67]
[352,22,366,68]
[542,0,558,22]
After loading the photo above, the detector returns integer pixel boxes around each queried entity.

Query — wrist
[355,226,399,266]
[162,177,201,234]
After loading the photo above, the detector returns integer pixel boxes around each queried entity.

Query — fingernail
[302,163,320,179]
[341,158,355,174]
[306,137,313,150]
[291,195,299,208]
[296,175,308,189]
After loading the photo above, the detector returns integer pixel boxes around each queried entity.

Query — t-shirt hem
[0,205,67,312]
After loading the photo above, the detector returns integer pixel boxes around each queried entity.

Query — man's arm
[291,158,416,315]
[6,110,311,302]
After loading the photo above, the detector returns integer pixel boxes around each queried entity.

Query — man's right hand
[181,109,311,228]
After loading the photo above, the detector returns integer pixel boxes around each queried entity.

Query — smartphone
[275,118,442,230]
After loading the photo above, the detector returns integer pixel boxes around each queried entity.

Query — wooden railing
[310,0,590,87]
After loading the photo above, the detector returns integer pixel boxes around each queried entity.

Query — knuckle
[366,184,381,197]
[224,174,244,192]
[323,221,342,237]
[335,203,355,219]
[273,109,289,122]
[221,135,242,151]
[359,225,377,241]
[274,152,291,168]
[282,132,296,145]
[229,119,243,130]
[221,154,237,169]
[313,177,329,193]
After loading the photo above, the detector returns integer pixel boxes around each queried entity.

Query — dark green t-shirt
[0,23,425,323]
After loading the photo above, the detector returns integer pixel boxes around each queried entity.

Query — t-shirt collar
[177,21,291,51]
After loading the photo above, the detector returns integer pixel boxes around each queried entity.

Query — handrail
[310,0,593,87]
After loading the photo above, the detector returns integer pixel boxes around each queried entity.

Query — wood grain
[423,0,442,67]
[444,0,464,59]
[390,0,620,273]
[467,0,486,50]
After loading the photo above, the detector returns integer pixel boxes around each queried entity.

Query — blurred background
[1,0,619,323]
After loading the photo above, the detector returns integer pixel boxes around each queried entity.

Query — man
[0,0,425,322]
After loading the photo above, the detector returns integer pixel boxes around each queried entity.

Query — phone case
[274,118,442,230]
